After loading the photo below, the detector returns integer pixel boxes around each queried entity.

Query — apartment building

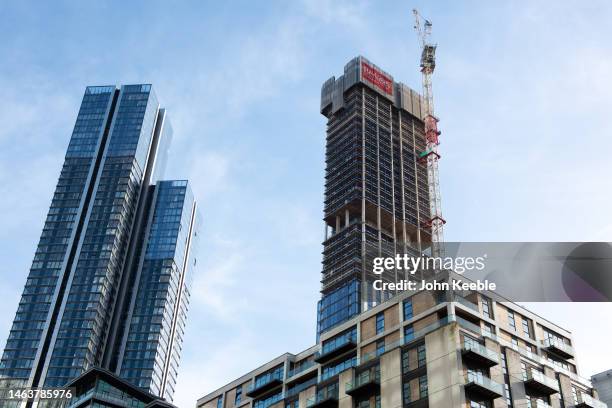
[0,85,199,404]
[592,370,612,408]
[197,272,604,408]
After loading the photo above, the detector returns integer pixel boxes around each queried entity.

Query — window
[470,401,491,408]
[504,383,512,407]
[419,375,428,398]
[403,382,411,405]
[522,318,532,338]
[357,399,369,408]
[482,323,494,338]
[402,350,410,373]
[481,296,492,318]
[521,363,528,380]
[254,392,283,408]
[508,310,516,330]
[217,396,223,408]
[543,328,569,348]
[467,368,485,383]
[417,344,426,367]
[321,355,357,381]
[572,387,578,404]
[547,354,572,371]
[403,299,413,320]
[511,337,519,347]
[464,335,479,349]
[376,313,384,334]
[376,339,385,356]
[235,386,242,405]
[404,325,414,342]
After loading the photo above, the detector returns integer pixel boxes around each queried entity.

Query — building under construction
[318,56,432,336]
[195,53,606,408]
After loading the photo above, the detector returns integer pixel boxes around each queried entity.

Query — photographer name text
[372,279,496,291]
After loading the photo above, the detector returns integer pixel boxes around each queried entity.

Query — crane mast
[413,9,445,257]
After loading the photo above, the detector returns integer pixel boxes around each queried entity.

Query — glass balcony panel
[464,373,504,399]
[524,369,560,395]
[577,392,608,408]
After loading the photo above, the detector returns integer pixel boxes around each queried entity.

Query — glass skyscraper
[0,84,199,404]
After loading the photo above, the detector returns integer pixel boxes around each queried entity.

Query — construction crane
[413,9,445,258]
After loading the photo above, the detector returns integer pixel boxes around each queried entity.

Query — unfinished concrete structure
[317,56,431,337]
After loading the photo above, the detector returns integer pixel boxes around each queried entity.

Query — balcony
[461,342,499,367]
[287,360,317,379]
[575,393,607,408]
[463,374,504,399]
[314,337,357,364]
[306,388,339,408]
[404,398,429,408]
[530,399,552,408]
[523,369,559,395]
[345,368,381,398]
[541,339,574,360]
[246,373,284,398]
[455,296,480,313]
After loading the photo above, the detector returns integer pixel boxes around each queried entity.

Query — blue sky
[1,1,612,406]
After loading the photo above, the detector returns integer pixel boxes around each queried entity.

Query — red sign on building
[361,61,393,96]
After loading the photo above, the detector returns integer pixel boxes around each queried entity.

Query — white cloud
[191,250,247,322]
[301,0,367,28]
[187,152,232,199]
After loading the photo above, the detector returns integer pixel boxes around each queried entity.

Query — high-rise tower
[318,56,430,336]
[0,85,199,404]
[196,56,605,408]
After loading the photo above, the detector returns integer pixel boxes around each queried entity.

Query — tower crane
[413,9,445,257]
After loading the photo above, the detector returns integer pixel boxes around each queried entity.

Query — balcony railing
[287,360,316,378]
[345,368,381,397]
[306,388,339,408]
[542,338,574,359]
[315,336,357,363]
[455,296,480,313]
[462,342,499,367]
[286,377,318,398]
[246,371,284,397]
[464,373,504,399]
[576,392,608,408]
[358,316,456,366]
[524,369,559,395]
[531,399,553,408]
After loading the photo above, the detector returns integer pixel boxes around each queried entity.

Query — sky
[1,0,612,407]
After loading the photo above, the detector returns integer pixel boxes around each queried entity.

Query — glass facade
[0,84,199,403]
[0,86,118,390]
[44,84,159,388]
[119,181,196,400]
[316,279,359,336]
